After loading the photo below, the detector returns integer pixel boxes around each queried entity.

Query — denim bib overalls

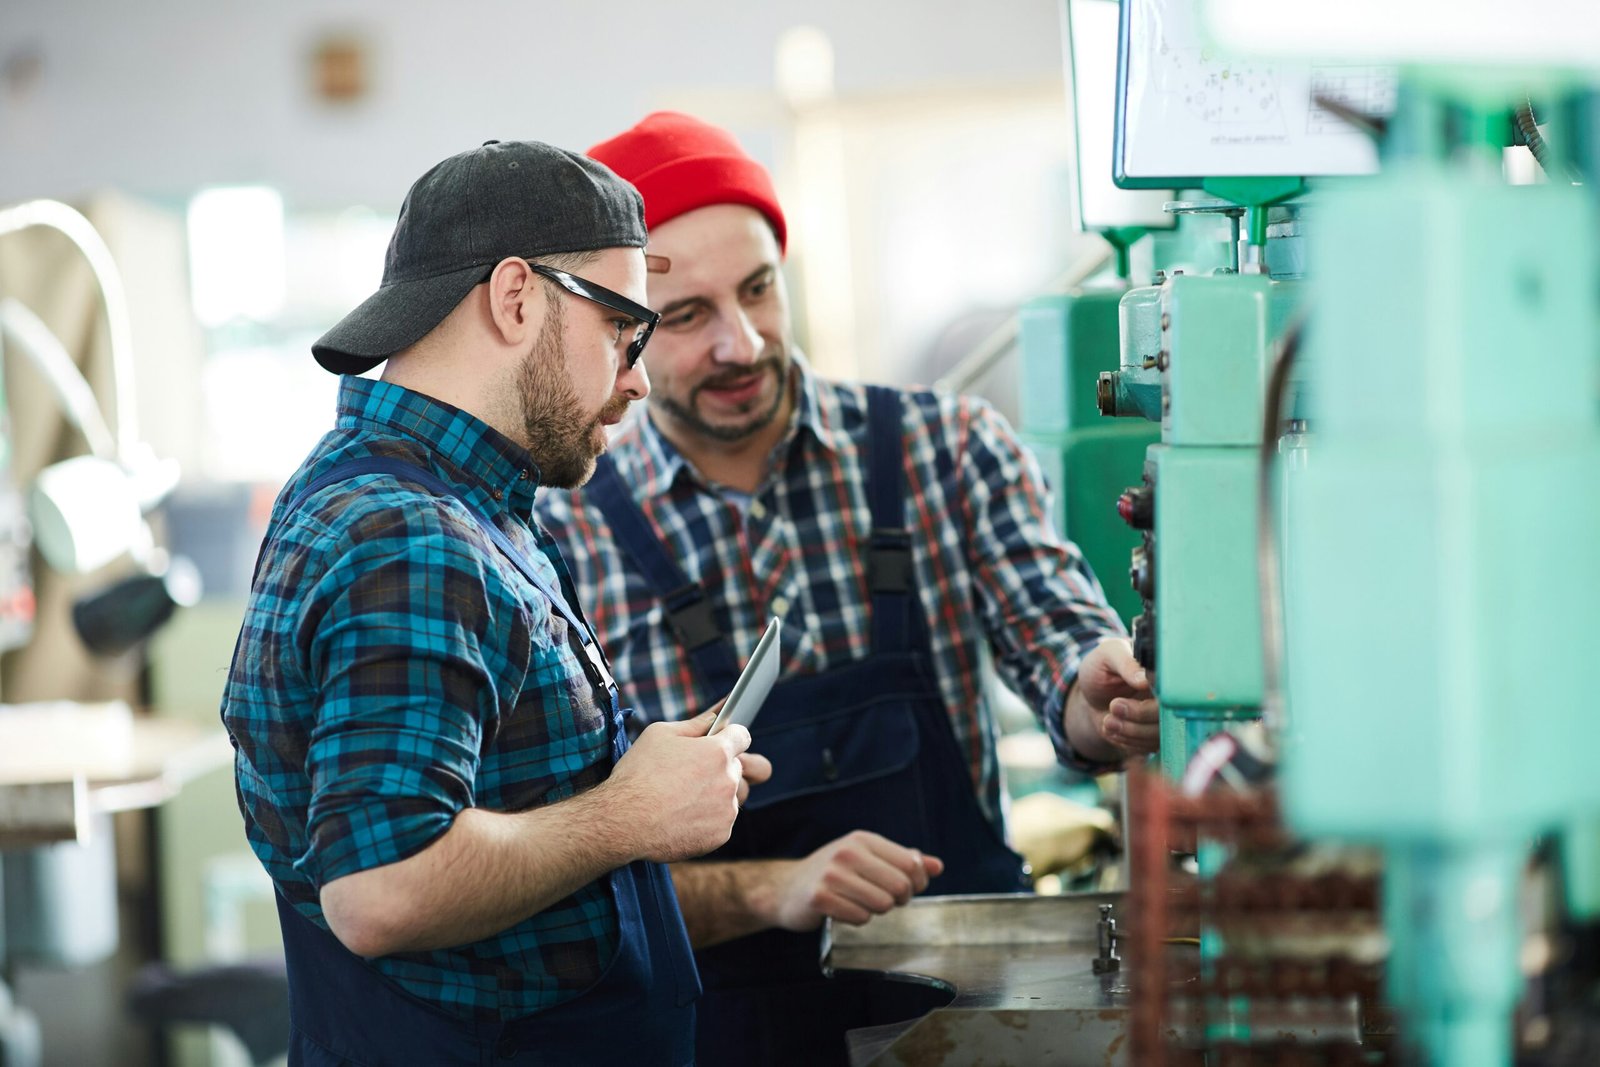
[588,388,1028,1066]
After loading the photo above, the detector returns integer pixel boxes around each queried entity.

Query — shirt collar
[336,376,541,516]
[619,350,845,499]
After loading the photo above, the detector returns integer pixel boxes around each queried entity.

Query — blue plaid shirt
[537,354,1125,831]
[222,376,618,1020]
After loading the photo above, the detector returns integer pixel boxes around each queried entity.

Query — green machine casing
[1019,289,1158,629]
[1284,163,1600,1066]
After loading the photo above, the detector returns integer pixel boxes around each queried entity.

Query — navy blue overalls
[588,386,1030,1067]
[275,457,700,1067]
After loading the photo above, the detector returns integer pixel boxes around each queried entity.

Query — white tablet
[708,617,782,735]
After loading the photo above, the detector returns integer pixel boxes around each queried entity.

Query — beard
[517,311,630,489]
[653,348,790,443]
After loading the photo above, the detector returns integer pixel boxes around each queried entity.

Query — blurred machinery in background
[1097,1,1600,1065]
[832,2,1599,1064]
[0,201,200,659]
[1277,73,1600,1067]
[0,201,208,1067]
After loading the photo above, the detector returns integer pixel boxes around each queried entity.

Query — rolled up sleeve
[956,397,1126,772]
[294,515,503,887]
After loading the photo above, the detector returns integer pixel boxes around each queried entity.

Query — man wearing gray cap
[221,140,766,1066]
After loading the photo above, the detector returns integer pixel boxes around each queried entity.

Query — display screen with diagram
[1114,0,1397,186]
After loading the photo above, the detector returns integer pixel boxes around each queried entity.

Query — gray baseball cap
[313,139,647,375]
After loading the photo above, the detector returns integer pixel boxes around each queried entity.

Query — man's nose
[708,307,762,366]
[619,359,649,400]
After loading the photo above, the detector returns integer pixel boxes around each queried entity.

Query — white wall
[2,0,1098,485]
[0,0,1072,210]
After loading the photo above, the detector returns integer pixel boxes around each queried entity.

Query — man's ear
[484,257,544,345]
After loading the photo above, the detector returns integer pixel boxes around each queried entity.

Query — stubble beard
[654,349,790,444]
[518,310,630,490]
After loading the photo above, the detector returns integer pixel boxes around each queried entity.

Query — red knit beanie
[588,111,788,254]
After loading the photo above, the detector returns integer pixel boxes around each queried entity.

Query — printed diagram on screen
[1117,0,1392,181]
[1167,46,1287,138]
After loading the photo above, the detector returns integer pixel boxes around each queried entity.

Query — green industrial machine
[1018,287,1158,628]
[1098,200,1302,781]
[1088,2,1600,1063]
[1016,208,1236,634]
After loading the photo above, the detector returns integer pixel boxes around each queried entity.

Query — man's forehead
[646,203,777,259]
[575,245,651,304]
[643,207,778,297]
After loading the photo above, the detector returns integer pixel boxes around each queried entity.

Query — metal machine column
[1284,115,1600,1067]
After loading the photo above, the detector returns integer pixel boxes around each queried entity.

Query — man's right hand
[606,712,753,863]
[770,830,944,931]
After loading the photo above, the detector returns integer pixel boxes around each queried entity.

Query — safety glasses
[482,260,658,368]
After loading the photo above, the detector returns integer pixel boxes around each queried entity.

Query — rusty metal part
[1125,766,1394,1064]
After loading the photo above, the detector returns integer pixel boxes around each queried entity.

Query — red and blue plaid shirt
[537,355,1124,829]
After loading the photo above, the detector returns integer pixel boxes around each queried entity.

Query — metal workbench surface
[821,892,1132,1067]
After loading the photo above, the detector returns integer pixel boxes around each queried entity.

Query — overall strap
[586,456,742,691]
[864,386,915,656]
[286,456,615,691]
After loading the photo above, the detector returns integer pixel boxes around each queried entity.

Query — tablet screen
[709,617,782,734]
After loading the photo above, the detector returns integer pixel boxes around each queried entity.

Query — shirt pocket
[493,607,612,808]
[539,610,610,739]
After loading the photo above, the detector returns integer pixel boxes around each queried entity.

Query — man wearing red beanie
[539,111,1157,1066]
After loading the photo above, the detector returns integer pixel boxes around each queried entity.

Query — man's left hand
[1063,638,1160,763]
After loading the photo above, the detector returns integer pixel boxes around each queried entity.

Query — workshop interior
[1,0,1597,1064]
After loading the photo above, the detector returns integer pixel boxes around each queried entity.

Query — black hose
[1515,97,1557,174]
[1257,321,1303,743]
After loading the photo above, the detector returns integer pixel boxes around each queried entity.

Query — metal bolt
[1129,545,1154,597]
[1096,372,1117,416]
[1093,903,1121,975]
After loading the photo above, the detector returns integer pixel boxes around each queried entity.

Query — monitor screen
[1066,0,1174,229]
[1114,0,1396,187]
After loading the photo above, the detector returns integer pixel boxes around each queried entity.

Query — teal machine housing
[1100,1,1600,1062]
[1282,92,1600,1065]
[1102,231,1302,781]
[1019,289,1158,628]
[1016,217,1238,633]
[1145,269,1278,780]
[1017,0,1183,630]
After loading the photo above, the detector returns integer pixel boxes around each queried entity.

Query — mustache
[698,354,783,392]
[598,395,631,423]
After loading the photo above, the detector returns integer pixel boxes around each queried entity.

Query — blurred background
[0,2,1118,1064]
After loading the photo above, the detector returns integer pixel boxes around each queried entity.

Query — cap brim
[312,263,487,375]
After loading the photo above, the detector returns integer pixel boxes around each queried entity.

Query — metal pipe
[0,200,140,461]
[933,244,1114,395]
[0,300,118,461]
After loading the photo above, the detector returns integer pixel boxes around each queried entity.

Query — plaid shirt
[536,354,1124,829]
[222,376,618,1020]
